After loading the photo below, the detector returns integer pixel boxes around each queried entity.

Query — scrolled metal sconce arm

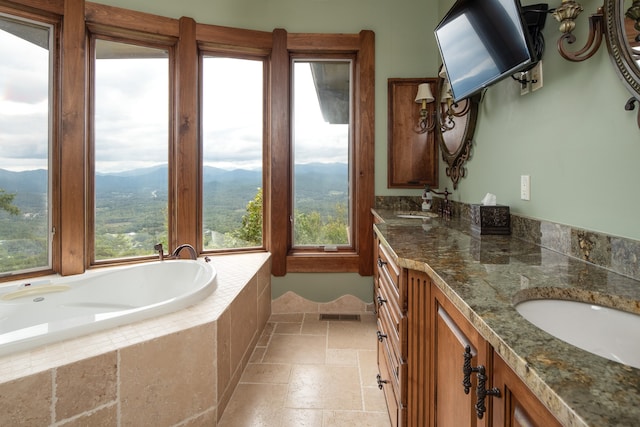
[553,0,604,61]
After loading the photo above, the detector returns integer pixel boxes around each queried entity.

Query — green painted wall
[96,0,640,303]
[433,0,640,242]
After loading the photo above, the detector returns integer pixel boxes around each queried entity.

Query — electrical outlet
[520,175,531,201]
[519,71,530,96]
[531,61,543,92]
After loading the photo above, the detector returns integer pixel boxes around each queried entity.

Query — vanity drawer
[377,279,405,357]
[378,323,407,427]
[377,315,406,400]
[377,241,404,307]
[378,337,400,427]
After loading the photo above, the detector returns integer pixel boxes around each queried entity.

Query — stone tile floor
[218,312,391,427]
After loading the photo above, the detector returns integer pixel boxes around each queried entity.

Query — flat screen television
[435,0,539,102]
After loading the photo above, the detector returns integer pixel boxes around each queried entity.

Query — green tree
[294,203,348,245]
[0,189,19,215]
[231,187,263,246]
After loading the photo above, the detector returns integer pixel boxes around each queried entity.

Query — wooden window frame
[0,1,62,280]
[269,30,375,276]
[1,0,374,279]
[86,29,178,267]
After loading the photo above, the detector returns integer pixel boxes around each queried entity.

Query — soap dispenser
[421,186,433,211]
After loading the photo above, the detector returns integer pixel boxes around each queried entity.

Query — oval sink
[515,299,640,369]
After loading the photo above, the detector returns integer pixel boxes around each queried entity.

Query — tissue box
[470,204,511,235]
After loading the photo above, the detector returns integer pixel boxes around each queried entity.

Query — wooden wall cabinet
[374,234,561,427]
[387,78,439,188]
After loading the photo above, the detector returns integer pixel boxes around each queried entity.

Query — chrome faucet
[153,243,198,260]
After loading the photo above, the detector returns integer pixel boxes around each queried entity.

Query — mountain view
[0,163,349,272]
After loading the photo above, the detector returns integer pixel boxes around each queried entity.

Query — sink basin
[515,299,640,369]
[395,211,438,219]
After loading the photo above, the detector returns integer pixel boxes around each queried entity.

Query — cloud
[0,30,49,171]
[1,35,350,174]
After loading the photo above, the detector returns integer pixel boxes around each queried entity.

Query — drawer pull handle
[377,295,387,306]
[377,257,387,268]
[377,330,387,342]
[376,373,389,389]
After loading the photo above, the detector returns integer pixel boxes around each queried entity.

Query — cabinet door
[431,285,491,427]
[492,353,562,427]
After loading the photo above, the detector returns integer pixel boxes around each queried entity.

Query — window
[201,56,264,250]
[292,59,352,249]
[91,38,170,261]
[0,13,54,275]
[0,2,374,279]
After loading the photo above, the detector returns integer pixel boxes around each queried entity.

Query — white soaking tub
[0,259,217,356]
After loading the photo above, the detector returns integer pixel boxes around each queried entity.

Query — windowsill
[286,252,360,273]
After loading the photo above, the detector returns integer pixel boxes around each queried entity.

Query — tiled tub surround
[375,196,640,282]
[0,252,271,426]
[373,208,640,426]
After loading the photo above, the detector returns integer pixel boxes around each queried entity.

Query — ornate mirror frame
[435,75,480,189]
[604,0,640,124]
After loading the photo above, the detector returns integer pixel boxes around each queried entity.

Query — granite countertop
[372,209,640,427]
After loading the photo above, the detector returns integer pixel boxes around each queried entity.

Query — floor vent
[318,313,361,321]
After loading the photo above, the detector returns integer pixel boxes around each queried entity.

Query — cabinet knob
[377,330,387,342]
[377,295,387,306]
[377,257,387,268]
[376,373,389,389]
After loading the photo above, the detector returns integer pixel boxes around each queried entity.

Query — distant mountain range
[0,162,348,197]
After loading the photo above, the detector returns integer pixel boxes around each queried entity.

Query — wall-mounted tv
[435,0,539,102]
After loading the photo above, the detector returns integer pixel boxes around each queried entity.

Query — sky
[0,29,50,172]
[0,22,350,174]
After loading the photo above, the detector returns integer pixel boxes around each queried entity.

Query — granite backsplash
[375,196,640,282]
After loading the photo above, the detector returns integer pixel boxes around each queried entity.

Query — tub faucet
[153,243,198,260]
[170,244,198,260]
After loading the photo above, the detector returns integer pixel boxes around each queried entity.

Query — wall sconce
[414,83,435,133]
[552,0,604,61]
[439,80,471,131]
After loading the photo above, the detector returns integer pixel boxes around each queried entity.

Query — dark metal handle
[377,257,387,268]
[377,295,387,306]
[462,345,501,419]
[377,330,387,342]
[376,374,389,390]
[475,366,501,419]
[462,345,479,394]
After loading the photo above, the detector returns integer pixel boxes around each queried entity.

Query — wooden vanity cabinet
[374,228,560,426]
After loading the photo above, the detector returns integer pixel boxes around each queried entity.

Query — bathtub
[0,259,217,357]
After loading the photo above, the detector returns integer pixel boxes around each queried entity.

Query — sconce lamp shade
[438,65,448,79]
[441,81,453,102]
[415,83,435,103]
